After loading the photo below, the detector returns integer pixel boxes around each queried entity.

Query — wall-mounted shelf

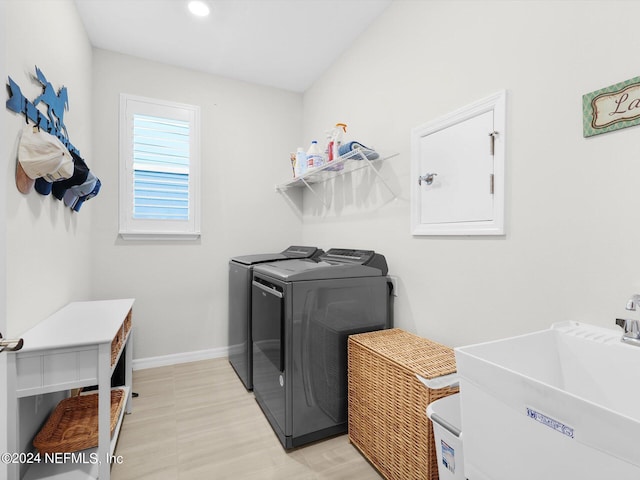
[276,149,399,207]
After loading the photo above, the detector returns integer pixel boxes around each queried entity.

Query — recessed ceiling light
[188,1,210,17]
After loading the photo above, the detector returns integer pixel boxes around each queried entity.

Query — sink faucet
[616,318,640,346]
[625,294,640,311]
[616,294,640,346]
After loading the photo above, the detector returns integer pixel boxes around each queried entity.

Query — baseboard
[132,346,229,370]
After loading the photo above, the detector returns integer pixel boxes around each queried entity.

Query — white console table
[7,299,135,480]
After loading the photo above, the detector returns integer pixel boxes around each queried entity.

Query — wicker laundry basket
[348,328,458,480]
[33,388,126,454]
[111,309,132,366]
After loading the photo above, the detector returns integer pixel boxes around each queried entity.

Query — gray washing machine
[228,246,322,390]
[251,248,392,448]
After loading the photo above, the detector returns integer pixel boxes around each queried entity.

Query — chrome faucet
[616,295,640,346]
[625,294,640,311]
[616,318,640,346]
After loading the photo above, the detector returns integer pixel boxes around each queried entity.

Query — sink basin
[455,321,640,480]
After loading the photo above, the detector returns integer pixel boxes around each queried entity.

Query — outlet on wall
[388,275,398,297]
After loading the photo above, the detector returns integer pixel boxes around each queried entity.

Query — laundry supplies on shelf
[295,147,306,176]
[338,141,379,160]
[306,140,324,169]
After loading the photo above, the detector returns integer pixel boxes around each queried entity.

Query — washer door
[251,276,287,437]
[228,262,251,389]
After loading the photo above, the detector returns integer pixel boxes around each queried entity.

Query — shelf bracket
[299,176,328,207]
[275,185,302,218]
[355,151,398,197]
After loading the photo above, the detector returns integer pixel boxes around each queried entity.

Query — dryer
[228,245,322,390]
[251,248,392,448]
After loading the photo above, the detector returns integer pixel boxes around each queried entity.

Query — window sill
[119,232,201,241]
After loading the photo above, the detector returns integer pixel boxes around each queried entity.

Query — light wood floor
[111,358,383,479]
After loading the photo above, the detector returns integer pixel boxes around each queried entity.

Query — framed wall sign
[583,76,640,137]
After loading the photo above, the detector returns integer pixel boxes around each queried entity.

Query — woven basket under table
[33,388,126,454]
[110,309,132,367]
[348,328,459,480]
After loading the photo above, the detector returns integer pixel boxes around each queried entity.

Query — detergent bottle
[324,132,332,162]
[306,141,323,169]
[295,147,306,176]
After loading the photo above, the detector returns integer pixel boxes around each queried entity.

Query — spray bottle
[328,123,347,170]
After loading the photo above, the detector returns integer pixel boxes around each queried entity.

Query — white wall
[0,3,8,477]
[7,0,639,365]
[301,0,640,347]
[3,1,304,363]
[4,0,93,336]
[90,49,304,359]
[3,0,93,467]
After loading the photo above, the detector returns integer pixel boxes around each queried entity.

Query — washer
[251,248,392,448]
[228,246,322,390]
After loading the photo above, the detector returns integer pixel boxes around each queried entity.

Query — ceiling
[74,0,393,93]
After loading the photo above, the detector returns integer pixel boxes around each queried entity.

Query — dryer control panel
[321,249,388,275]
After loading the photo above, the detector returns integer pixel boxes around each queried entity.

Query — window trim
[119,94,201,240]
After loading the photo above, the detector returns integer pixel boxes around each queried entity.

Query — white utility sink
[455,321,640,480]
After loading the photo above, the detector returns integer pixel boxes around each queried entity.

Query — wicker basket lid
[349,328,456,379]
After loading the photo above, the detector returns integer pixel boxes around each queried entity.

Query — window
[119,94,201,240]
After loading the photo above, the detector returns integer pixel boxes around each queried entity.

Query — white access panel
[418,110,494,224]
[411,91,506,235]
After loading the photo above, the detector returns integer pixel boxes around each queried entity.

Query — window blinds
[132,114,190,220]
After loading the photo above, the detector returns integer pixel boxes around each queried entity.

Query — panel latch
[418,173,438,186]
